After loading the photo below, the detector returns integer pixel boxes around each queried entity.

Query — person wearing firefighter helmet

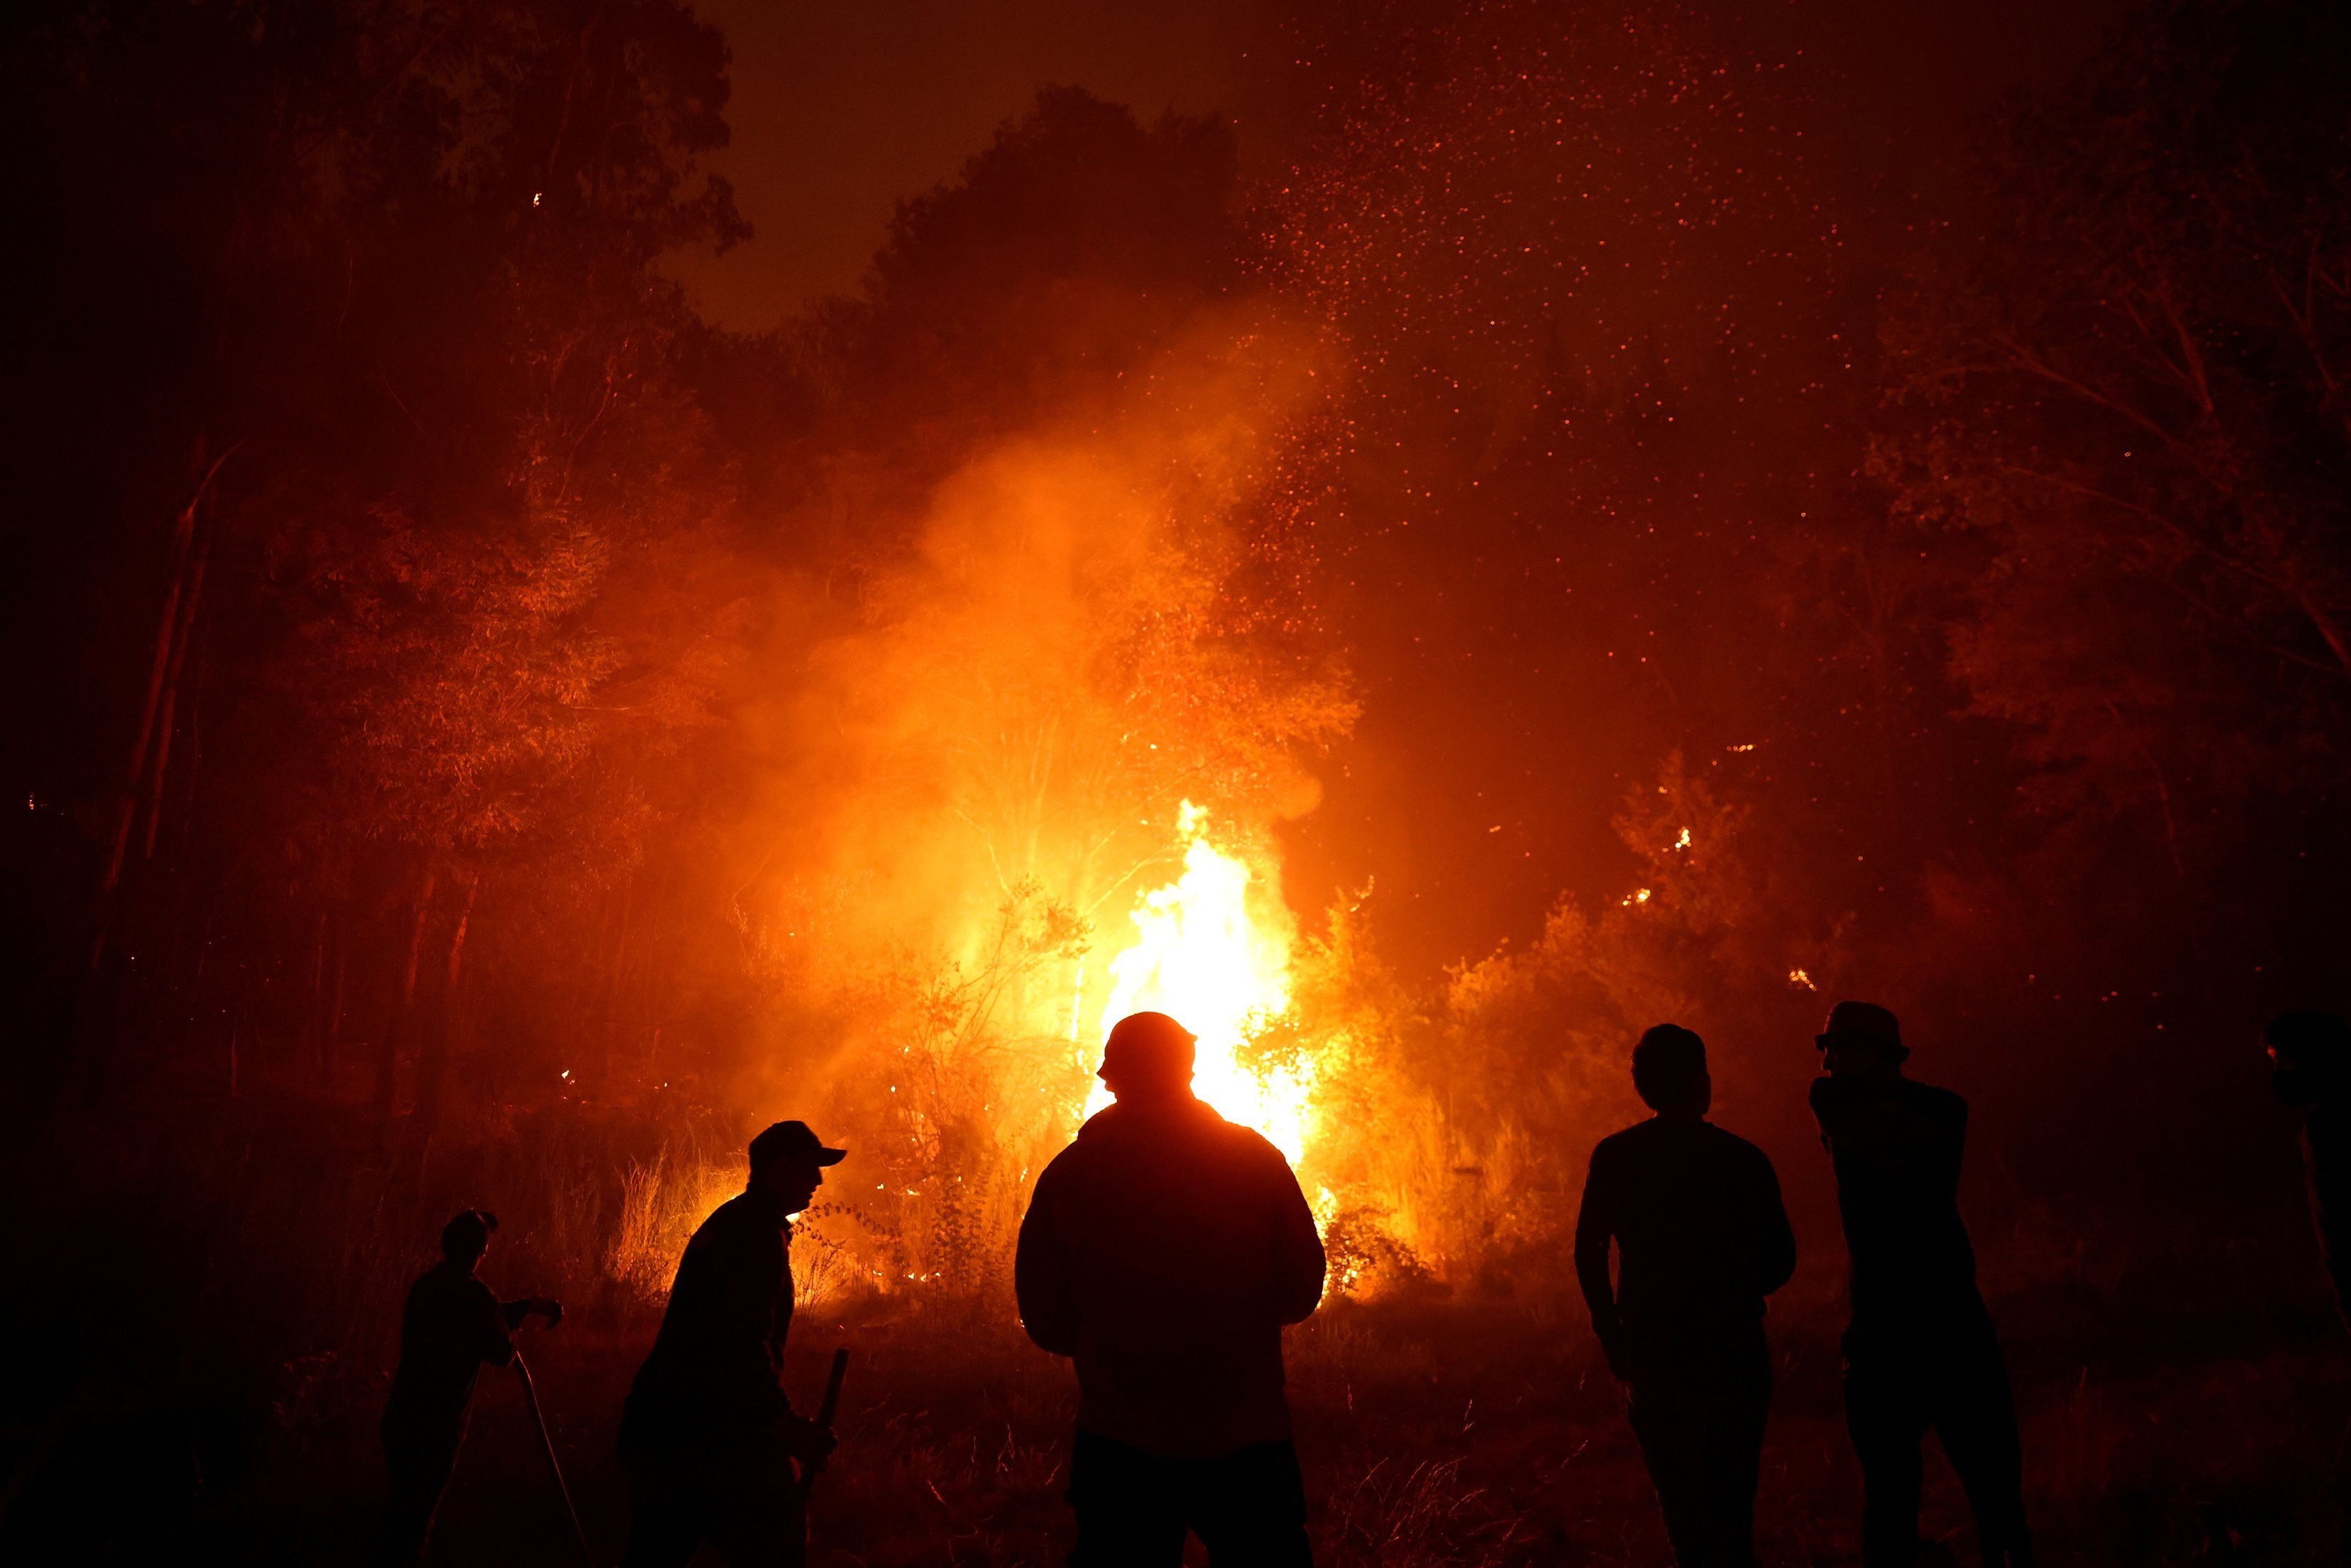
[1016,1009,1327,1567]
[2268,1012,2351,1322]
[1575,1023,1795,1567]
[1810,1001,2035,1568]
[619,1120,845,1568]
[378,1209,561,1567]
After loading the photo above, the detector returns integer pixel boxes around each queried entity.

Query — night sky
[670,0,2126,328]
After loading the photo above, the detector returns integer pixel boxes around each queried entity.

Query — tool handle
[793,1348,851,1504]
[512,1352,597,1568]
[816,1347,849,1430]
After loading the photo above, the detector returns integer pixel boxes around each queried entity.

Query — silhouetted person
[620,1121,844,1568]
[2269,1012,2351,1322]
[378,1210,561,1567]
[1016,1011,1327,1567]
[2268,1014,2351,1568]
[1810,1002,2034,1568]
[1574,1024,1795,1567]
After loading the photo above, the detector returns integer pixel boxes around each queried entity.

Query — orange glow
[1083,802,1314,1164]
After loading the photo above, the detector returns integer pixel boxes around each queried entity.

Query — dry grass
[7,1096,2351,1565]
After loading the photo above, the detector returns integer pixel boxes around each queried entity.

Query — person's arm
[1014,1161,1080,1355]
[1572,1148,1627,1378]
[1266,1152,1328,1326]
[467,1282,517,1369]
[1750,1150,1797,1297]
[1807,1074,1844,1146]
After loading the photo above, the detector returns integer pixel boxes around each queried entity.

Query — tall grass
[10,1077,2351,1565]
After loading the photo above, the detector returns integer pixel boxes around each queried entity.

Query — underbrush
[6,1094,2351,1564]
[232,1287,2351,1567]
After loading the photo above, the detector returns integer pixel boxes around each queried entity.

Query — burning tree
[735,331,1356,1297]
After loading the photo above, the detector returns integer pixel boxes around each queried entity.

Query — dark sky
[667,0,1269,329]
[669,0,2128,332]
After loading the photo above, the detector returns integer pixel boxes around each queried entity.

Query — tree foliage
[1879,0,2351,846]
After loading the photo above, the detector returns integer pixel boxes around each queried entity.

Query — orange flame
[1083,802,1314,1163]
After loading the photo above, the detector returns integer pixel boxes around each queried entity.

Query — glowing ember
[1084,802,1312,1163]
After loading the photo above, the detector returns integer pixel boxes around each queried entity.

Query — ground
[209,1265,2348,1565]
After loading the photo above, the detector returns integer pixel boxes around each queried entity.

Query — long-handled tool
[793,1347,851,1510]
[513,1350,596,1568]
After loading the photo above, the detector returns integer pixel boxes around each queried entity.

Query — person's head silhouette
[1815,1000,1908,1084]
[441,1209,497,1273]
[1632,1024,1711,1118]
[1098,1012,1197,1107]
[747,1120,847,1215]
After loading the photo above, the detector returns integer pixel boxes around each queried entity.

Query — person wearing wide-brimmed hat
[1810,1002,2035,1568]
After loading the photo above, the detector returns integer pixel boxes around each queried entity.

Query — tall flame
[1084,802,1313,1163]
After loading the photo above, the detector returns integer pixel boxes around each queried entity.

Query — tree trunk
[412,871,479,1146]
[138,521,212,861]
[375,863,440,1139]
[99,443,235,907]
[322,911,348,1093]
[600,878,635,1081]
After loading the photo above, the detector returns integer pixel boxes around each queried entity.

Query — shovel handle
[794,1348,850,1504]
[816,1347,849,1428]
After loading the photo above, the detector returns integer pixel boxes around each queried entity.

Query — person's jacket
[1810,1074,1980,1327]
[1015,1096,1326,1458]
[382,1262,514,1450]
[2304,1096,2351,1322]
[621,1186,793,1453]
[1573,1114,1795,1356]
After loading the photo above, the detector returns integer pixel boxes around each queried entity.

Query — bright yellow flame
[1084,803,1312,1163]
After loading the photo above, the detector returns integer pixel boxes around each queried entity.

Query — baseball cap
[749,1120,847,1170]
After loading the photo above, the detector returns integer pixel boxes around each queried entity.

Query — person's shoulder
[696,1190,775,1245]
[1216,1115,1292,1170]
[1716,1126,1786,1188]
[1899,1078,1967,1119]
[1033,1133,1090,1188]
[2310,1098,2351,1141]
[1701,1119,1774,1163]
[1589,1121,1651,1163]
[414,1263,493,1309]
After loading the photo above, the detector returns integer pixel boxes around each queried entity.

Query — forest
[3,0,2348,1562]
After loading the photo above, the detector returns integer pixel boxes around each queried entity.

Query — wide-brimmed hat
[1816,1000,1907,1060]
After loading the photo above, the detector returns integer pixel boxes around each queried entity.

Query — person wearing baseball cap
[1810,1002,2035,1568]
[1016,1010,1327,1566]
[619,1121,846,1567]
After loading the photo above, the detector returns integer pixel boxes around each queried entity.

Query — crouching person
[1017,1011,1328,1567]
[620,1121,845,1568]
[1575,1025,1796,1568]
[380,1209,561,1567]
